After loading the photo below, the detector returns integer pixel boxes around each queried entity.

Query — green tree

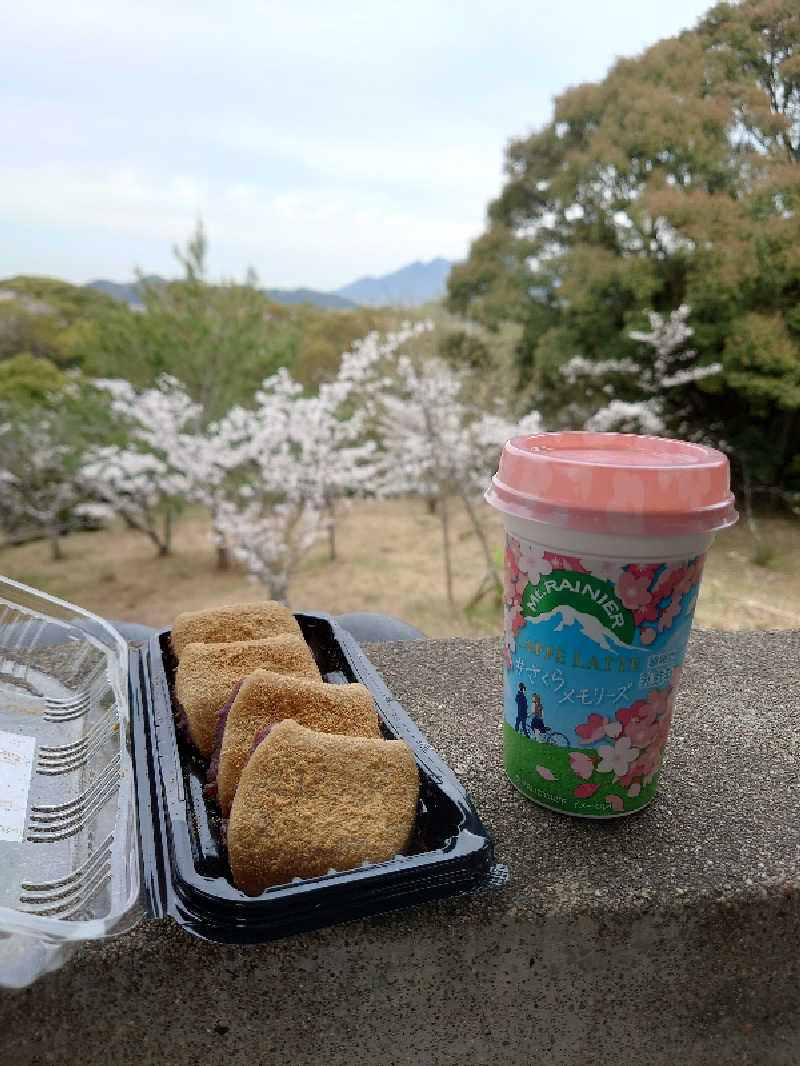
[447,0,800,501]
[0,354,72,405]
[84,221,301,423]
[289,304,402,390]
[0,276,115,370]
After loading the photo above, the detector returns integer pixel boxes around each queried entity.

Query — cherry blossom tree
[207,324,432,599]
[560,304,721,437]
[335,326,542,604]
[0,414,86,559]
[81,375,201,556]
[79,321,541,606]
[208,359,385,602]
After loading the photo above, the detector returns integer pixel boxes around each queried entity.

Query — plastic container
[486,431,737,818]
[0,578,505,987]
[0,577,139,987]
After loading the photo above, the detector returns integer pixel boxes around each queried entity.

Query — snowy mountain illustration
[531,605,632,652]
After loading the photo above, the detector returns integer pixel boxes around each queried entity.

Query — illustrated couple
[514,682,547,740]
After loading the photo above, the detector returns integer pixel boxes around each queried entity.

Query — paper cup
[486,432,737,817]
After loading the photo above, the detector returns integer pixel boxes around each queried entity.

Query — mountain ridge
[86,257,456,311]
[335,256,454,307]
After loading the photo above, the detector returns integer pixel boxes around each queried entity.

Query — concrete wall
[1,629,797,1066]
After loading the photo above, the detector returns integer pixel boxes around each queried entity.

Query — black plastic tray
[129,611,505,943]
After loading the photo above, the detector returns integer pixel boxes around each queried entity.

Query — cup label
[503,533,706,816]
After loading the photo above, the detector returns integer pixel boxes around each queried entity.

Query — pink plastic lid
[486,431,738,536]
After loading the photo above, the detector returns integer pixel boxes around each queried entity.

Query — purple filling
[248,723,276,758]
[204,679,245,799]
[220,726,275,851]
[220,729,277,852]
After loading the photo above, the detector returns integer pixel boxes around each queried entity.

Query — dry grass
[0,497,798,636]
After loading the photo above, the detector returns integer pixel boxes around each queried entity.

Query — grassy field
[0,497,798,636]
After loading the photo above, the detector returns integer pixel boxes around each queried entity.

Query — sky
[1,0,718,292]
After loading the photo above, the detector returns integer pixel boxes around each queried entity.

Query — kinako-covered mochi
[170,600,303,660]
[212,669,382,815]
[174,636,321,758]
[227,719,420,896]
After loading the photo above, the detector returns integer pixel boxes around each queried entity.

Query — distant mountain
[334,257,455,307]
[86,257,456,312]
[263,287,357,310]
[86,275,350,311]
[86,276,163,308]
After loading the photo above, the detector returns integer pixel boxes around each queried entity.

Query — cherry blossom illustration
[568,751,595,780]
[544,551,589,574]
[616,567,657,610]
[573,783,600,798]
[575,713,622,744]
[518,542,553,585]
[569,673,679,808]
[595,734,641,777]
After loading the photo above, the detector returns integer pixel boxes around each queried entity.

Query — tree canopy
[447,0,800,500]
[0,275,116,372]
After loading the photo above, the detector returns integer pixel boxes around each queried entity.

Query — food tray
[131,611,504,943]
[0,577,505,986]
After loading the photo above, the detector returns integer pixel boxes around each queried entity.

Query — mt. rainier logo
[521,570,635,645]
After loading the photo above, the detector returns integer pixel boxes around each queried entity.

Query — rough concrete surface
[0,629,797,1066]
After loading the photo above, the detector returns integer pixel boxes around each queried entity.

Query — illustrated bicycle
[534,725,571,748]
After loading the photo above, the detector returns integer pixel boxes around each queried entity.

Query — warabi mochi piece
[228,719,419,895]
[174,636,320,757]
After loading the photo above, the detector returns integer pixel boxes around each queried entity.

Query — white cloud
[0,161,479,287]
[0,0,717,286]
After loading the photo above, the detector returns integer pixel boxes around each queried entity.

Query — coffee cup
[486,431,737,817]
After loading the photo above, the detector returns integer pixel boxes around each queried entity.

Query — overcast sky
[2,1,716,291]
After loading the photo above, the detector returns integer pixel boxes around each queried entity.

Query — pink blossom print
[649,563,685,603]
[616,688,670,749]
[595,735,640,778]
[535,765,556,781]
[616,745,665,788]
[587,558,625,584]
[575,712,608,743]
[518,543,553,585]
[615,569,653,610]
[575,713,620,743]
[544,552,589,574]
[573,782,600,798]
[605,793,624,812]
[570,555,708,645]
[568,752,595,780]
[657,593,683,633]
[504,537,522,600]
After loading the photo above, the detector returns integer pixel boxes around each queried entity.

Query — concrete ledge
[1,629,798,1065]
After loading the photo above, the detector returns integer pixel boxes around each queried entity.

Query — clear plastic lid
[0,577,141,988]
[486,431,738,536]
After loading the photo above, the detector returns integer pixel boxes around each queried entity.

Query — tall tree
[84,221,298,424]
[447,0,800,502]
